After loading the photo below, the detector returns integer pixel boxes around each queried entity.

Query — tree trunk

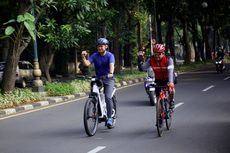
[156,14,163,43]
[40,45,55,82]
[182,20,192,64]
[123,12,132,67]
[200,14,212,60]
[137,20,142,50]
[98,19,107,38]
[1,26,23,93]
[166,18,175,58]
[113,17,121,73]
[123,44,131,67]
[205,28,212,60]
[1,34,31,93]
[1,1,31,93]
[192,20,201,62]
[1,52,19,93]
[44,52,54,83]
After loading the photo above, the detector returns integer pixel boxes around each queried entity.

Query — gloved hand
[168,82,174,90]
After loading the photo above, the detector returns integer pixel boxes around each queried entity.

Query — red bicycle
[155,84,173,137]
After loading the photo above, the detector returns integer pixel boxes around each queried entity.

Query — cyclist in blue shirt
[81,38,115,127]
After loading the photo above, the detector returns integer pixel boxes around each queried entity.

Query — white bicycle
[83,76,117,136]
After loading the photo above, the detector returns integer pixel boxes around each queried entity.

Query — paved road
[0,65,230,153]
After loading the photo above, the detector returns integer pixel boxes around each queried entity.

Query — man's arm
[108,54,115,78]
[109,63,114,74]
[108,63,115,78]
[81,50,91,66]
[167,57,174,83]
[140,58,151,71]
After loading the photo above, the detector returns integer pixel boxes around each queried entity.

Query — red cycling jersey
[149,56,169,81]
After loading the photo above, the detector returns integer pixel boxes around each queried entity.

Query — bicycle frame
[156,85,172,137]
[159,86,169,101]
[91,77,116,119]
[157,86,168,121]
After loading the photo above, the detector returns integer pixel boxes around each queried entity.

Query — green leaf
[26,20,35,31]
[24,12,35,22]
[5,26,15,35]
[17,15,25,23]
[24,22,36,40]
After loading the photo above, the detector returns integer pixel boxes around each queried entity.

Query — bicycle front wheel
[156,98,163,137]
[83,98,98,136]
[165,100,172,130]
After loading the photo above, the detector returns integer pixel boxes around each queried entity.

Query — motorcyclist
[79,50,89,77]
[216,45,225,60]
[215,45,226,70]
[139,44,175,109]
[81,38,115,127]
[137,46,146,71]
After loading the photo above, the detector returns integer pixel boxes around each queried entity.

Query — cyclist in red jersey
[140,44,175,109]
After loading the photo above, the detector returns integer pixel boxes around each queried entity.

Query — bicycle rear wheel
[83,98,98,136]
[156,98,163,137]
[165,100,172,130]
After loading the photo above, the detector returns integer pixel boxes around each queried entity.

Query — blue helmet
[97,38,109,45]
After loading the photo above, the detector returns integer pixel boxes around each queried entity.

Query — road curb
[0,78,144,117]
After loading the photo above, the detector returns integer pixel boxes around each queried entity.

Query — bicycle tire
[156,98,163,137]
[165,100,172,130]
[149,91,156,106]
[83,98,98,136]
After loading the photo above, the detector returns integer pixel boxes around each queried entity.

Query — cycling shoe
[106,118,113,128]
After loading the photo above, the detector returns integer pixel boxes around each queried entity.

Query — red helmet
[153,44,165,53]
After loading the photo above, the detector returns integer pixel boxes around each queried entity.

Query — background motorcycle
[144,68,157,106]
[215,58,225,73]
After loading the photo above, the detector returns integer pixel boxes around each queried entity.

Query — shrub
[70,79,90,93]
[45,82,75,96]
[0,89,41,109]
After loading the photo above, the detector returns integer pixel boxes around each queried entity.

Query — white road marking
[87,146,106,153]
[224,76,230,80]
[202,85,214,92]
[175,102,184,108]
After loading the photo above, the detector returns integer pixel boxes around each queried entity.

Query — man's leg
[104,78,115,126]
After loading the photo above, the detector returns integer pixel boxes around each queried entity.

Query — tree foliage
[0,0,229,93]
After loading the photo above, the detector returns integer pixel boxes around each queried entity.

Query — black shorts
[155,79,168,97]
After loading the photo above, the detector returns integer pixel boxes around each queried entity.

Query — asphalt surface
[0,64,230,153]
